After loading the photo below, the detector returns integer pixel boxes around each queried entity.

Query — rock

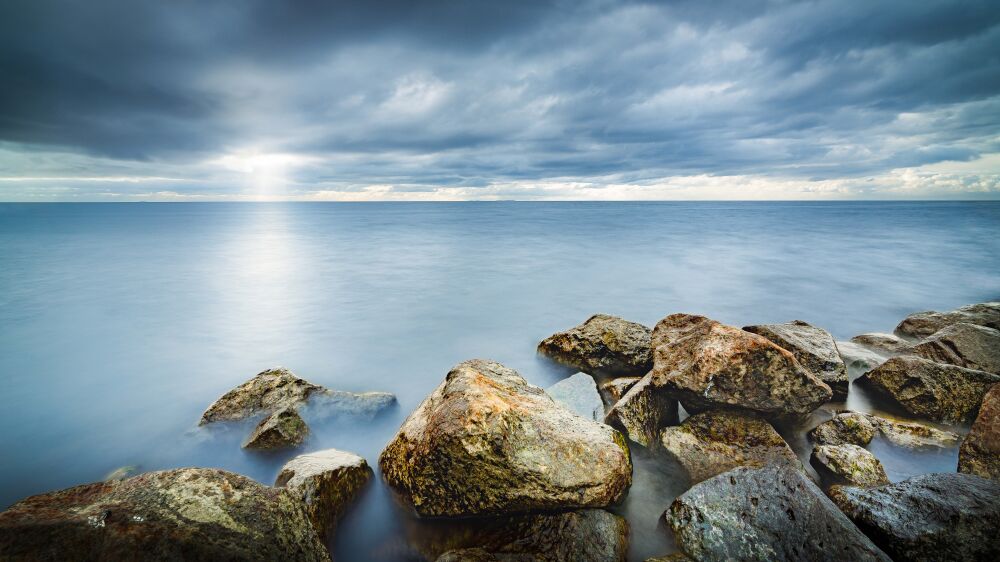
[304,389,397,421]
[411,509,628,562]
[275,449,373,537]
[0,468,329,561]
[744,320,848,400]
[959,384,1000,479]
[658,410,801,484]
[379,359,632,517]
[829,472,1000,562]
[605,375,679,447]
[809,411,959,449]
[836,341,888,372]
[599,376,642,408]
[913,322,1000,375]
[242,407,309,450]
[858,355,999,423]
[537,314,653,377]
[650,314,832,418]
[667,465,890,561]
[104,466,139,481]
[850,333,915,355]
[810,444,889,488]
[645,555,692,562]
[894,301,1000,340]
[546,372,604,421]
[200,367,324,425]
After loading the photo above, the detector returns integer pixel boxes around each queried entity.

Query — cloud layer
[2,0,999,200]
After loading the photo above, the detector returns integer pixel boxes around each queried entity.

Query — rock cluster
[912,322,1000,375]
[809,410,959,449]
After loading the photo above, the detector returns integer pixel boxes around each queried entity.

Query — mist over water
[1,201,998,560]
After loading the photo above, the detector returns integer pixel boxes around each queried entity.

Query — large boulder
[537,314,653,377]
[667,465,890,561]
[414,509,628,562]
[809,411,959,449]
[894,301,1000,340]
[0,468,329,561]
[810,444,889,488]
[830,472,1000,562]
[650,314,832,418]
[604,374,679,448]
[275,449,373,537]
[850,333,915,355]
[546,372,604,421]
[379,359,632,517]
[913,322,1000,375]
[959,384,1000,479]
[836,341,888,373]
[658,410,801,484]
[744,320,848,400]
[858,355,999,423]
[242,406,309,450]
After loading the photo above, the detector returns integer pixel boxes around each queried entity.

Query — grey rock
[894,301,1000,340]
[605,374,679,447]
[809,411,959,449]
[667,465,890,561]
[913,322,1000,375]
[537,314,653,377]
[0,468,329,561]
[836,341,888,373]
[830,472,1000,562]
[546,372,604,421]
[275,449,373,537]
[810,444,889,488]
[659,410,802,484]
[304,389,398,421]
[200,367,323,425]
[650,314,831,418]
[242,406,309,450]
[744,320,848,400]
[850,332,915,355]
[959,384,1000,479]
[599,376,642,408]
[858,355,999,423]
[379,360,632,517]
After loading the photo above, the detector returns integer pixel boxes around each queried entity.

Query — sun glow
[210,151,315,199]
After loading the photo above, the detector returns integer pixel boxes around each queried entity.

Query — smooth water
[1,201,998,560]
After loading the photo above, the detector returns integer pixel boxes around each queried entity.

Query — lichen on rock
[537,314,653,377]
[275,448,372,537]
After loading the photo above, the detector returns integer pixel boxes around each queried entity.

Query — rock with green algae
[0,468,330,561]
[667,465,891,562]
[242,406,309,450]
[605,374,679,447]
[658,409,802,484]
[809,411,959,449]
[379,359,632,517]
[275,449,373,537]
[537,314,653,377]
[650,314,832,418]
[810,444,889,488]
[913,322,1000,375]
[894,301,1000,340]
[744,320,848,400]
[857,355,999,423]
[959,384,1000,479]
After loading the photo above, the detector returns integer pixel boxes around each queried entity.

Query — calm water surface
[1,202,998,560]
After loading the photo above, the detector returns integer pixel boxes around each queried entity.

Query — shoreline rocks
[894,302,1000,340]
[537,314,653,377]
[913,322,1000,375]
[809,411,960,449]
[959,384,1000,479]
[275,449,373,537]
[200,367,323,425]
[243,406,309,450]
[379,359,632,517]
[605,375,679,448]
[810,444,889,488]
[744,320,848,400]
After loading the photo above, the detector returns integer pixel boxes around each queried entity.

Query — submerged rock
[913,322,1000,375]
[959,384,1000,479]
[658,410,801,484]
[275,449,372,537]
[894,301,1000,340]
[0,468,329,561]
[858,355,999,423]
[850,333,915,355]
[379,359,632,517]
[667,465,890,562]
[830,472,1000,562]
[650,314,831,418]
[305,389,397,421]
[537,314,653,377]
[605,375,679,447]
[811,444,889,488]
[599,376,642,408]
[546,372,604,421]
[413,509,629,562]
[744,320,848,400]
[809,411,959,449]
[200,367,324,425]
[836,341,888,372]
[242,406,309,450]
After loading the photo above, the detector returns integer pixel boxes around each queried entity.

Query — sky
[1,0,999,201]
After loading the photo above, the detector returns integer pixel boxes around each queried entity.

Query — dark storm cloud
[1,0,999,197]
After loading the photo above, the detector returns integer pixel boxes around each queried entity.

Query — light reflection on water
[1,201,998,561]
